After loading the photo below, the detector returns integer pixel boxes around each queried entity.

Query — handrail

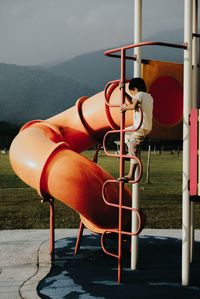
[102,179,143,210]
[104,79,130,107]
[104,41,187,59]
[102,39,187,283]
[102,131,143,183]
[102,40,188,283]
[101,214,142,259]
[104,79,143,130]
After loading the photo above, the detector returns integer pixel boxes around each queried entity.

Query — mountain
[0,29,189,125]
[47,29,185,92]
[47,49,130,93]
[142,29,184,63]
[0,63,95,124]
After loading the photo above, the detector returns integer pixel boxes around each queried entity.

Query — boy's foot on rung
[117,176,130,182]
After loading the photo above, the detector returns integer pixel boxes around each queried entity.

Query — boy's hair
[129,77,146,92]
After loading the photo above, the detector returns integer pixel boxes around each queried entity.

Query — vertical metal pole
[182,0,192,286]
[118,48,126,283]
[50,197,55,261]
[192,0,198,109]
[146,145,151,184]
[199,38,200,106]
[190,0,198,263]
[131,0,142,270]
[74,221,84,254]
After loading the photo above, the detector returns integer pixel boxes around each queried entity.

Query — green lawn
[0,150,200,230]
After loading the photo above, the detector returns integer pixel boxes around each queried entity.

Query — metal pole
[50,197,55,261]
[131,0,142,270]
[190,0,198,263]
[182,0,192,286]
[118,48,126,283]
[146,145,151,184]
[192,0,198,109]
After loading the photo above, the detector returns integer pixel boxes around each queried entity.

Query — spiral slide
[9,83,135,234]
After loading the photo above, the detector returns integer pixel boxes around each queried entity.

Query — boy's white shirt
[127,91,153,133]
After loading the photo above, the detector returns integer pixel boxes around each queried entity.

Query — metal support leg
[74,221,85,254]
[131,167,139,269]
[49,197,55,261]
[190,201,195,262]
[182,0,192,286]
[131,0,142,270]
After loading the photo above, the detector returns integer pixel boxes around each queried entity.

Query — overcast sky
[0,0,190,66]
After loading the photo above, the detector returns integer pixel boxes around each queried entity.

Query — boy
[118,78,153,182]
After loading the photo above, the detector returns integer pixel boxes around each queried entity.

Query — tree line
[0,121,20,150]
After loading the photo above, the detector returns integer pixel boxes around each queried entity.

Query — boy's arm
[119,82,132,104]
[124,91,133,104]
[120,98,139,112]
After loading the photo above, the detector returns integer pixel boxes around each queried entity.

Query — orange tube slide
[9,84,134,234]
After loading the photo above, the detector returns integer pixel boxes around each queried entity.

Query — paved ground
[0,229,200,299]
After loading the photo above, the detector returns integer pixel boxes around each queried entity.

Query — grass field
[0,150,200,230]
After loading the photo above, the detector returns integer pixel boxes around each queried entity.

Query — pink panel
[190,109,198,195]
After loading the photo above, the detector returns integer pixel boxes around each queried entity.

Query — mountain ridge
[0,29,188,125]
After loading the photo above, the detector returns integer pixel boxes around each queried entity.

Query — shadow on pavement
[37,234,200,299]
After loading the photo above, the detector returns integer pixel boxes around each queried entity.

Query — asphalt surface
[0,229,200,299]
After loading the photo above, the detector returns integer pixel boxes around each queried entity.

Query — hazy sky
[0,0,188,65]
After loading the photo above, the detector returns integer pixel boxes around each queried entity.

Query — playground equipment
[190,109,199,197]
[143,60,183,140]
[131,0,199,287]
[9,81,143,282]
[9,0,200,286]
[9,87,142,234]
